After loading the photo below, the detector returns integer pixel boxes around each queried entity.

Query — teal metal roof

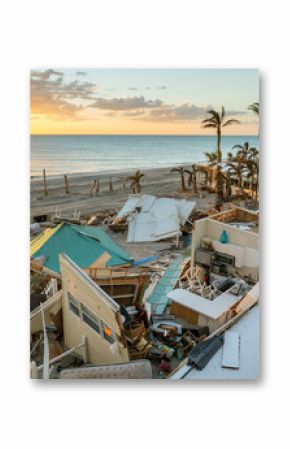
[147,255,186,314]
[32,223,133,273]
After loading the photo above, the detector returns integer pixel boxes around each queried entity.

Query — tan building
[60,254,129,365]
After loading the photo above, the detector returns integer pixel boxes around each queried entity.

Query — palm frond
[201,123,217,129]
[232,144,243,150]
[222,119,240,127]
[248,102,259,115]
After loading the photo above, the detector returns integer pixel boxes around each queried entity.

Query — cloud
[31,69,63,80]
[145,102,206,121]
[157,85,167,90]
[128,87,138,91]
[30,69,97,120]
[76,71,87,76]
[225,109,248,116]
[90,95,163,111]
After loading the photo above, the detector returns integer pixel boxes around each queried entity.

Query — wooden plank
[222,331,240,369]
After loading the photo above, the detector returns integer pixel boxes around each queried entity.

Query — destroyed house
[31,254,130,372]
[30,223,133,274]
[192,213,259,282]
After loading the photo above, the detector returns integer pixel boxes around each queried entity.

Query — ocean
[31,134,259,178]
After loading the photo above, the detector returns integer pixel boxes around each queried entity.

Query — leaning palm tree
[201,107,240,202]
[127,170,145,194]
[248,102,259,116]
[170,166,187,191]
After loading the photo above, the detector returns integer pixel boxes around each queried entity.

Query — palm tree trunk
[192,164,197,193]
[181,173,186,191]
[217,127,222,162]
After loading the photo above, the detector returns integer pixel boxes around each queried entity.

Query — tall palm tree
[127,170,145,194]
[201,107,240,201]
[202,107,240,162]
[248,102,259,116]
[170,166,187,191]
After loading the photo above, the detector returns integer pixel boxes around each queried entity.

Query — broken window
[67,292,80,317]
[81,304,101,335]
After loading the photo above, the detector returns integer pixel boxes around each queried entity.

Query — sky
[30,68,259,135]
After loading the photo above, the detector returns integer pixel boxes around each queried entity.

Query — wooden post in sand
[64,174,70,194]
[96,178,100,193]
[109,176,113,192]
[43,169,48,196]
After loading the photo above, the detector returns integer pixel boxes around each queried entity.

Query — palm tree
[185,164,198,194]
[204,151,218,187]
[222,172,232,201]
[170,166,187,191]
[246,159,259,206]
[232,142,259,162]
[202,107,240,162]
[248,102,259,116]
[248,146,259,160]
[201,107,240,202]
[127,170,145,194]
[227,154,247,198]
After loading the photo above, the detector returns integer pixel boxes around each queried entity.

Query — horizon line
[31,133,259,137]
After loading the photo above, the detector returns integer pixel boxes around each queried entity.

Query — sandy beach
[30,166,217,219]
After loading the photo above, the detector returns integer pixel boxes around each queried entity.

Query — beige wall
[60,255,129,365]
[205,219,259,250]
[192,218,259,280]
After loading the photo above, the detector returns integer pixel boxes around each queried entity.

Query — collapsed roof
[30,223,133,273]
[116,194,196,242]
